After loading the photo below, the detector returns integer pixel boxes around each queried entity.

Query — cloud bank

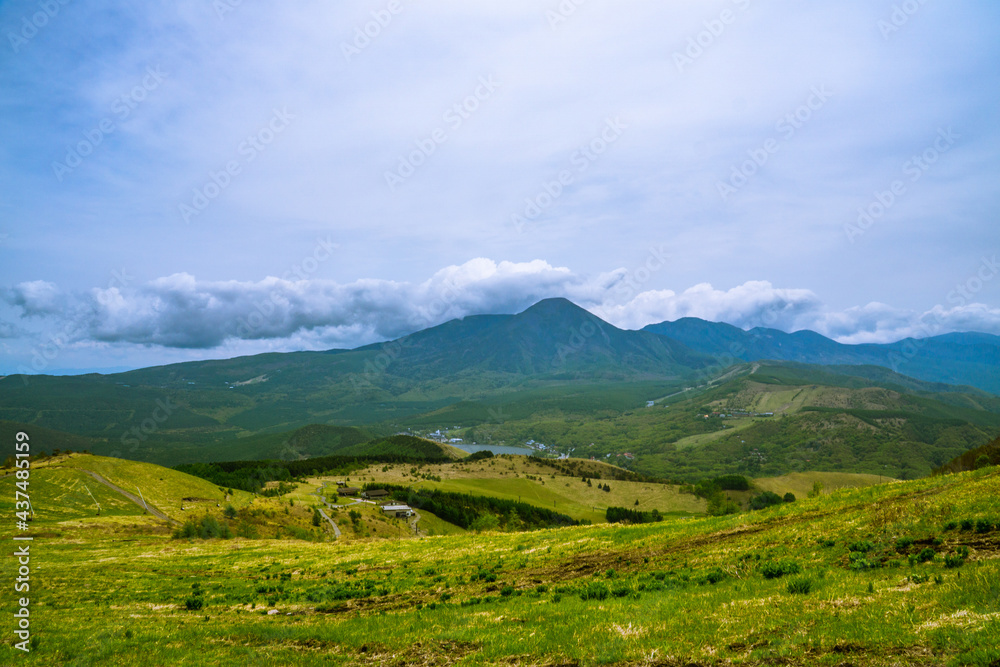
[5,259,999,361]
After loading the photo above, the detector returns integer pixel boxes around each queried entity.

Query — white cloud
[5,261,999,357]
[597,281,823,332]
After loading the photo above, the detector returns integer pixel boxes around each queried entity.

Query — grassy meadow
[1,453,999,665]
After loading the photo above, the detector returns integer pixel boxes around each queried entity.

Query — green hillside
[1,300,998,482]
[2,451,998,665]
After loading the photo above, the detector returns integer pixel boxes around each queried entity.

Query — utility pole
[84,484,101,515]
[136,486,149,513]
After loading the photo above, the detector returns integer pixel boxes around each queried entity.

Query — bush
[848,540,875,553]
[184,597,204,610]
[579,582,610,601]
[611,584,632,598]
[943,521,958,531]
[975,519,993,534]
[917,547,936,563]
[698,568,727,585]
[849,553,879,571]
[786,577,813,594]
[760,560,801,579]
[500,585,515,597]
[172,515,232,540]
[223,504,237,519]
[895,537,914,552]
[783,492,796,503]
[960,519,974,531]
[748,491,783,511]
[944,554,965,569]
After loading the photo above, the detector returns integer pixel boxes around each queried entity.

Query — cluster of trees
[368,484,578,532]
[680,474,751,516]
[176,452,450,493]
[605,506,664,524]
[748,491,795,510]
[175,462,294,494]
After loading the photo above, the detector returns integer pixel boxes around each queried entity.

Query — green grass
[1,454,999,665]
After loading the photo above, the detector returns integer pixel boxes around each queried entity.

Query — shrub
[698,568,727,585]
[172,515,232,540]
[760,560,801,579]
[223,504,237,519]
[895,537,914,552]
[849,553,879,571]
[579,582,610,601]
[184,597,204,610]
[611,584,632,598]
[960,519,974,531]
[917,547,936,563]
[748,492,784,511]
[975,519,993,534]
[786,577,813,594]
[943,521,958,531]
[783,492,796,503]
[500,586,514,597]
[945,554,965,569]
[848,540,875,553]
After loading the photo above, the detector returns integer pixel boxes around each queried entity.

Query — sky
[1,0,999,375]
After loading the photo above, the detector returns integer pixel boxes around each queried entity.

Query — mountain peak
[520,297,587,315]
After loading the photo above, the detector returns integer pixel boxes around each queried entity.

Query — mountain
[372,297,709,379]
[2,299,999,476]
[643,318,1000,394]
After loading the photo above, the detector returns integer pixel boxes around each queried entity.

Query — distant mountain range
[2,297,998,476]
[642,316,1000,394]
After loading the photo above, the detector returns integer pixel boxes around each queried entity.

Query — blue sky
[1,0,998,374]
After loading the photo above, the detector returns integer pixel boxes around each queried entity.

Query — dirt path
[82,470,178,525]
[312,482,342,538]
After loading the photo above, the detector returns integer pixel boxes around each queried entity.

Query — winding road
[312,481,343,538]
